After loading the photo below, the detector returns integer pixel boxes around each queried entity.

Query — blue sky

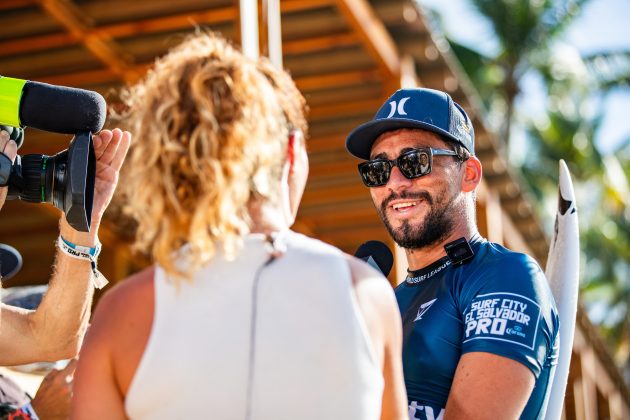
[418,0,630,154]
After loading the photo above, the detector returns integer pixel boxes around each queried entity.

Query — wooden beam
[281,0,334,13]
[307,162,359,184]
[373,1,422,27]
[306,135,346,153]
[37,67,131,87]
[1,1,335,58]
[0,7,236,58]
[309,114,371,138]
[295,68,380,91]
[99,7,235,39]
[297,206,377,228]
[334,0,401,79]
[37,0,93,34]
[37,0,136,82]
[32,55,375,94]
[500,208,534,257]
[0,32,75,57]
[299,200,371,220]
[283,32,358,55]
[315,221,386,237]
[309,98,383,120]
[0,0,36,10]
[316,230,391,257]
[301,183,366,207]
[309,157,359,179]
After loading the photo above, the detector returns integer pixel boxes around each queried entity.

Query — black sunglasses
[358,147,459,187]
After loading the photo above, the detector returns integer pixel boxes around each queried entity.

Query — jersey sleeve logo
[463,292,541,350]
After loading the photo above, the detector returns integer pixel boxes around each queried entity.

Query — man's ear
[461,156,482,192]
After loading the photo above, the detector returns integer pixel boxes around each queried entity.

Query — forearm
[26,216,98,361]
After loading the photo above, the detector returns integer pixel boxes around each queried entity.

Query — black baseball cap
[346,88,475,159]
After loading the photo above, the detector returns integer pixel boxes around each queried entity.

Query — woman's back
[125,231,383,420]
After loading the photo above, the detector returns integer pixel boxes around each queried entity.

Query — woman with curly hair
[72,33,406,420]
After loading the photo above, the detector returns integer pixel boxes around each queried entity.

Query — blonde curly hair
[118,32,307,279]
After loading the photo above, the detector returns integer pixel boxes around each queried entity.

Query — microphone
[0,76,106,134]
[354,240,394,277]
[0,243,23,280]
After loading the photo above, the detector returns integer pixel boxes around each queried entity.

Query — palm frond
[583,50,630,90]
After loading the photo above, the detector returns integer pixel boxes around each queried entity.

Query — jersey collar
[405,233,483,285]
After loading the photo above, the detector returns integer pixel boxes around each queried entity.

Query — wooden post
[486,191,504,243]
[237,0,282,67]
[264,0,283,68]
[238,0,259,59]
[581,350,600,420]
[400,54,418,88]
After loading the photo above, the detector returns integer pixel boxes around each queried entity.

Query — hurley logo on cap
[386,97,411,118]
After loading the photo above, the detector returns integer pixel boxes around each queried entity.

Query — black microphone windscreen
[354,240,394,277]
[20,81,106,134]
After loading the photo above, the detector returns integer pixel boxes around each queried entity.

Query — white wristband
[57,236,108,289]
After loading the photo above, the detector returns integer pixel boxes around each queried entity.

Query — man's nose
[387,166,413,190]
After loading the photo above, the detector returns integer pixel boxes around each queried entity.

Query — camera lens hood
[64,131,95,232]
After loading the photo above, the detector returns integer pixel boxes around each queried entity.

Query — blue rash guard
[396,234,559,420]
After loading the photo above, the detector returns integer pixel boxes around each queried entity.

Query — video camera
[0,76,106,232]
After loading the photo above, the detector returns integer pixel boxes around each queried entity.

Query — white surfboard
[544,160,580,420]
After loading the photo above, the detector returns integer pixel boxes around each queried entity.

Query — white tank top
[125,230,383,420]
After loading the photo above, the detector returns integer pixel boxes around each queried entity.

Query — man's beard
[377,189,456,249]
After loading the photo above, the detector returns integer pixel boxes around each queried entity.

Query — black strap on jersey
[444,237,475,265]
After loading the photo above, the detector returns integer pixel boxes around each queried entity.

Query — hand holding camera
[0,128,18,209]
[59,128,131,246]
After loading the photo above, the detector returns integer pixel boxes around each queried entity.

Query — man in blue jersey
[346,87,559,419]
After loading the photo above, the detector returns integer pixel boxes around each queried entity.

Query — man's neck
[404,226,478,271]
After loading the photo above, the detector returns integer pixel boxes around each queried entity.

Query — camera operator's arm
[0,129,131,365]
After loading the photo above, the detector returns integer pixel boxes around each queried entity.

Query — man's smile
[390,199,423,215]
[383,194,431,219]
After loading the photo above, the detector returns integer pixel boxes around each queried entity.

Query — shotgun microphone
[354,240,394,277]
[0,76,106,135]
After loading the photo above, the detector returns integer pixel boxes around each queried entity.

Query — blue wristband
[57,236,107,289]
[59,236,101,257]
